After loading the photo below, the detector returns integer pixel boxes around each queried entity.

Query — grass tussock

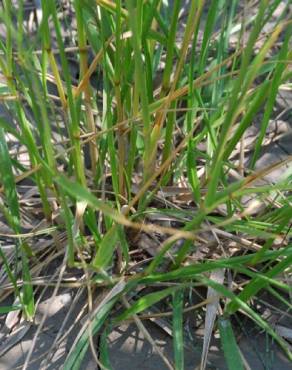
[0,1,291,369]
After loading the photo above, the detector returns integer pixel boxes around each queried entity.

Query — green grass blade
[47,0,86,186]
[64,279,125,370]
[204,0,274,208]
[0,305,21,314]
[92,225,119,269]
[0,246,20,299]
[250,23,292,168]
[218,317,244,370]
[227,252,292,315]
[197,275,292,360]
[0,127,20,231]
[99,326,113,370]
[114,286,178,323]
[173,289,184,370]
[0,127,35,319]
[125,0,151,178]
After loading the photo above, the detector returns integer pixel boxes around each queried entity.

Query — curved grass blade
[139,246,292,287]
[196,275,292,360]
[64,279,125,370]
[227,250,292,316]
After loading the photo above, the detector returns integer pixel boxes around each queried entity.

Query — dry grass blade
[22,253,68,370]
[200,269,225,370]
[122,296,174,370]
[0,320,31,358]
[64,278,125,368]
